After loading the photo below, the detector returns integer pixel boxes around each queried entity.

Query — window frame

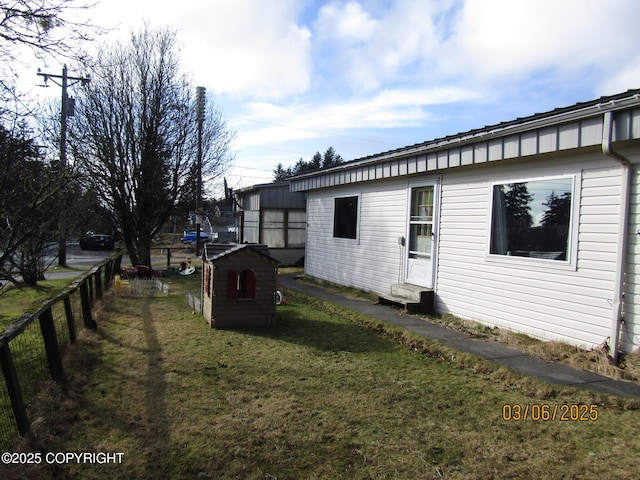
[486,173,580,270]
[333,195,360,240]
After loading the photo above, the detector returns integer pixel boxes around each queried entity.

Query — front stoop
[378,284,434,314]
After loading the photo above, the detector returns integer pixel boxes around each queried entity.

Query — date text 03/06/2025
[502,404,599,422]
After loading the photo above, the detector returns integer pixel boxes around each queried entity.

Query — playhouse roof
[204,243,279,264]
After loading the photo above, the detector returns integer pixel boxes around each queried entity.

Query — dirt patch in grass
[4,279,640,479]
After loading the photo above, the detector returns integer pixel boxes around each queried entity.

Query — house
[289,89,640,360]
[202,243,279,328]
[234,181,306,266]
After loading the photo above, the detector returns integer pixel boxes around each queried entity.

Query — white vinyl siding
[305,153,633,349]
[305,181,411,296]
[435,153,621,349]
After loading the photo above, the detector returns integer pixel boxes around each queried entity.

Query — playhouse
[202,243,279,328]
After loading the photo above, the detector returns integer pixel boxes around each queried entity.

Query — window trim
[486,173,580,270]
[333,194,360,241]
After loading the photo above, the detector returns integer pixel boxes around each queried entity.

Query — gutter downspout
[602,110,632,363]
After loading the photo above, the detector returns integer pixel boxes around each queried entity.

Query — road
[43,243,196,280]
[44,243,117,280]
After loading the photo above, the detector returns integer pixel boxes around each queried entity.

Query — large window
[333,196,358,239]
[490,176,574,261]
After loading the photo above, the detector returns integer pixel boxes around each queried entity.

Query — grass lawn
[5,273,640,479]
[0,278,79,329]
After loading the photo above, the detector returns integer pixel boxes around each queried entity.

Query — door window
[409,186,434,259]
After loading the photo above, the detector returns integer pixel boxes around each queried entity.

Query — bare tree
[0,0,101,119]
[69,26,234,267]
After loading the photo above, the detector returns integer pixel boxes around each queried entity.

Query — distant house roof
[204,243,279,264]
[290,89,640,192]
[234,180,306,210]
[234,181,292,194]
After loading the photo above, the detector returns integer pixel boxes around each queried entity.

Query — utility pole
[37,65,90,266]
[195,86,206,255]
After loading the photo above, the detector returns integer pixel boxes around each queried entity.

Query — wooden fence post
[38,308,65,380]
[95,267,103,300]
[63,296,77,344]
[88,276,94,305]
[79,281,97,329]
[0,341,30,436]
[104,260,113,289]
[114,254,122,278]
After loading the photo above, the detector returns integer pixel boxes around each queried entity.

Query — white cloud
[232,85,480,152]
[310,0,640,96]
[314,0,450,91]
[91,0,313,100]
[446,0,640,82]
[179,2,312,99]
[597,59,640,96]
[315,1,378,43]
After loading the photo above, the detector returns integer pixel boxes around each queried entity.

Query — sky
[17,0,640,196]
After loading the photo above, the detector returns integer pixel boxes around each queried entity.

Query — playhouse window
[490,176,575,261]
[227,269,256,299]
[333,196,358,239]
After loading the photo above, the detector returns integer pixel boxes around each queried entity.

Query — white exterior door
[405,183,437,288]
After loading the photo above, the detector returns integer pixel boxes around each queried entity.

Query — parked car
[80,232,115,250]
[181,230,210,243]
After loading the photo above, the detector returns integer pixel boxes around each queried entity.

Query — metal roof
[289,89,640,192]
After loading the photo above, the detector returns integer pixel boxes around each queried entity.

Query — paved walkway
[280,275,640,399]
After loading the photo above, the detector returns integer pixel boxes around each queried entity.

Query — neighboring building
[234,181,306,266]
[289,89,640,359]
[202,243,279,328]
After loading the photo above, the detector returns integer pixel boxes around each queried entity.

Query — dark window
[490,177,573,261]
[227,269,256,299]
[333,196,358,239]
[238,269,256,299]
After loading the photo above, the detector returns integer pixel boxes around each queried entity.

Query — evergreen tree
[272,146,344,181]
[541,191,571,226]
[322,146,343,169]
[273,163,292,181]
[504,183,533,253]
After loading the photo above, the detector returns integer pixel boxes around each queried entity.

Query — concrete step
[391,283,424,302]
[379,284,434,314]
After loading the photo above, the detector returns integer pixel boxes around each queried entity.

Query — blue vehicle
[181,230,210,243]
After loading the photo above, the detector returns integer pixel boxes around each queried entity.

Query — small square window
[333,196,358,239]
